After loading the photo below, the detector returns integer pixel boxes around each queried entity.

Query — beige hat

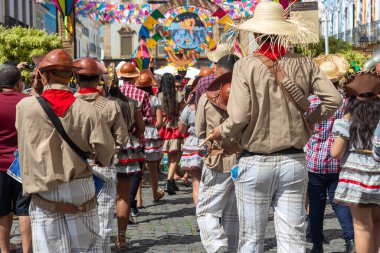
[313,54,350,83]
[207,44,231,63]
[235,2,314,46]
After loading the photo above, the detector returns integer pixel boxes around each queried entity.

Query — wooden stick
[199,134,213,148]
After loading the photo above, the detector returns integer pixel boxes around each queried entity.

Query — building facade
[0,0,37,27]
[321,0,380,46]
[75,16,103,59]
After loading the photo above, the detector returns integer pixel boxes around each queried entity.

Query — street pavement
[11,171,347,253]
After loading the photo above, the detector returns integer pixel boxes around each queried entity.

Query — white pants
[235,153,308,253]
[30,177,102,253]
[197,167,239,253]
[92,165,117,253]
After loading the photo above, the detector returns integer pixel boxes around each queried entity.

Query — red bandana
[256,43,287,61]
[77,87,102,95]
[41,89,76,117]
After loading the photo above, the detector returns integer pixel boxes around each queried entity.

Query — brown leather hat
[344,71,380,100]
[206,72,232,110]
[39,49,80,72]
[74,57,100,76]
[32,55,45,68]
[199,67,215,77]
[97,61,108,74]
[117,62,140,78]
[376,63,380,73]
[135,69,156,87]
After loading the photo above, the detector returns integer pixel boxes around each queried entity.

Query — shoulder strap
[36,96,88,162]
[254,54,308,114]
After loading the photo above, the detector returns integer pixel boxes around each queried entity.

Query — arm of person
[373,120,380,161]
[195,95,207,139]
[179,106,190,133]
[112,102,129,147]
[133,109,145,138]
[213,61,251,140]
[90,113,116,167]
[143,94,154,124]
[330,115,351,159]
[306,61,343,125]
[155,108,163,129]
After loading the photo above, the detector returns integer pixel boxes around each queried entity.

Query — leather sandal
[153,189,165,202]
[116,232,128,250]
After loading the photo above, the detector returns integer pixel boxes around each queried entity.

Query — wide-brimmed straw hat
[117,62,140,78]
[74,57,100,76]
[235,2,314,46]
[343,70,380,100]
[39,49,80,72]
[207,44,231,63]
[314,54,350,83]
[135,69,156,87]
[206,72,233,111]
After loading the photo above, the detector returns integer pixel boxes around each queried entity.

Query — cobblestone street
[11,172,347,253]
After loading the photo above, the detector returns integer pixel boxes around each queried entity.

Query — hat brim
[206,72,233,111]
[39,65,81,72]
[117,71,140,78]
[237,19,297,36]
[207,45,231,63]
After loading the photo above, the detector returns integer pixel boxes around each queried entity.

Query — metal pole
[325,1,330,54]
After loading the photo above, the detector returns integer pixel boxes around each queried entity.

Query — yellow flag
[219,15,234,30]
[144,16,159,30]
[208,39,216,50]
[146,38,158,50]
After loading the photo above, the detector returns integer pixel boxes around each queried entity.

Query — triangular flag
[208,39,216,50]
[144,16,159,30]
[151,9,165,20]
[139,25,150,38]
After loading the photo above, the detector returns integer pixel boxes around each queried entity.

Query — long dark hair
[139,86,154,96]
[160,73,178,118]
[345,95,380,149]
[107,83,133,130]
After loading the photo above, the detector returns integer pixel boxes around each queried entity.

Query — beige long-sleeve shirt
[16,84,115,195]
[220,53,343,154]
[75,92,129,147]
[196,94,240,172]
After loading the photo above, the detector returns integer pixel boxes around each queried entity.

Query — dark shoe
[345,239,355,253]
[216,246,229,253]
[311,243,323,253]
[172,179,179,191]
[166,180,176,195]
[131,207,139,217]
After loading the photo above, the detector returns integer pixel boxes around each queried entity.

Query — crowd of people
[0,2,380,253]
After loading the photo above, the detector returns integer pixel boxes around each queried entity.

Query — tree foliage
[295,36,369,70]
[0,25,62,64]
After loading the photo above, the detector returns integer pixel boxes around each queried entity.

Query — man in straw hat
[209,2,343,252]
[0,64,32,253]
[306,55,355,253]
[119,62,153,216]
[16,49,115,252]
[74,57,129,253]
[195,54,239,108]
[196,71,240,253]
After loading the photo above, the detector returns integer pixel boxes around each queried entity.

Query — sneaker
[345,239,355,253]
[131,207,139,217]
[311,243,323,253]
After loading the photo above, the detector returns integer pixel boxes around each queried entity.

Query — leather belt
[32,194,98,214]
[241,148,304,157]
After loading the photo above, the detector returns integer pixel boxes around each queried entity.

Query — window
[157,40,166,56]
[90,43,96,53]
[119,26,134,57]
[120,36,132,56]
[82,27,89,37]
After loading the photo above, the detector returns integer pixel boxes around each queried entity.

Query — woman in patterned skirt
[107,77,145,249]
[179,85,206,206]
[158,73,187,195]
[331,70,380,253]
[135,70,165,202]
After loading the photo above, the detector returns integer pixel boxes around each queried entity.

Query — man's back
[16,95,115,195]
[0,91,27,171]
[220,52,342,153]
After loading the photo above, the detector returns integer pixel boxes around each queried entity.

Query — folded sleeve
[220,61,251,140]
[306,61,343,124]
[332,119,351,140]
[373,121,380,160]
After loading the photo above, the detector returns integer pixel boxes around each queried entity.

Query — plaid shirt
[120,81,153,124]
[195,73,216,109]
[306,91,347,174]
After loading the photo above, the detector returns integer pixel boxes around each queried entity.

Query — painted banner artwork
[169,13,207,50]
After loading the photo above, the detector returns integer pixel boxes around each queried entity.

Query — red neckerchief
[41,89,76,117]
[77,87,102,95]
[256,43,287,61]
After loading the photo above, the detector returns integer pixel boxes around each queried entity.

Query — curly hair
[345,94,380,149]
[160,73,178,118]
